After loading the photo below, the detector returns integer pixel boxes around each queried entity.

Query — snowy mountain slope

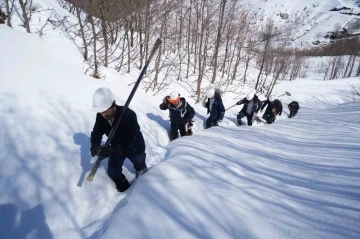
[244,0,360,46]
[1,23,360,239]
[4,0,360,52]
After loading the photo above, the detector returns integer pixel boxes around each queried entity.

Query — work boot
[114,177,131,192]
[237,119,242,126]
[136,166,148,178]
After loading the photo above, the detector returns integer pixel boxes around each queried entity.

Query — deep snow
[1,24,360,239]
[1,0,360,237]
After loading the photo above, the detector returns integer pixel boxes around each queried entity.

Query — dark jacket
[262,99,283,116]
[90,105,145,158]
[288,101,300,110]
[159,97,195,126]
[204,92,225,122]
[237,95,262,115]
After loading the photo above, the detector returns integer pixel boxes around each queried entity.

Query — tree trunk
[221,26,231,78]
[138,11,143,70]
[117,33,127,72]
[323,61,331,81]
[267,58,287,97]
[153,44,162,90]
[356,58,360,76]
[139,29,143,70]
[343,55,352,78]
[99,0,108,67]
[144,0,151,62]
[186,0,192,78]
[211,0,227,83]
[89,15,99,77]
[195,0,206,102]
[5,0,12,27]
[231,49,241,85]
[75,7,87,60]
[153,9,166,89]
[347,55,356,78]
[193,0,200,74]
[178,6,183,49]
[130,21,134,48]
[18,0,31,33]
[255,40,270,89]
[126,30,131,73]
[101,19,108,67]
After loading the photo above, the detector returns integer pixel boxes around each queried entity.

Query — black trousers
[237,112,253,126]
[169,123,186,140]
[206,117,219,128]
[289,108,298,118]
[108,152,147,181]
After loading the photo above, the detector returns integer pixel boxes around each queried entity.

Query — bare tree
[152,19,165,89]
[18,0,31,33]
[329,56,344,80]
[356,57,360,77]
[192,0,201,75]
[255,19,278,90]
[186,0,193,78]
[88,15,99,78]
[136,9,144,69]
[125,23,131,73]
[243,38,256,84]
[75,7,88,60]
[5,0,13,27]
[288,54,306,81]
[99,0,109,67]
[144,0,151,63]
[321,58,332,81]
[229,29,245,84]
[195,0,209,102]
[343,55,357,78]
[220,1,237,79]
[211,0,227,83]
[350,83,360,97]
[266,49,290,96]
[228,11,252,85]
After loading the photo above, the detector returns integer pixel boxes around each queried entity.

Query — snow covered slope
[102,102,360,239]
[4,0,360,49]
[1,23,360,239]
[244,0,360,46]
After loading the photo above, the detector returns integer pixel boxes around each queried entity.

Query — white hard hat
[169,90,179,100]
[269,94,277,102]
[246,91,255,100]
[206,88,215,98]
[168,90,180,104]
[92,87,116,112]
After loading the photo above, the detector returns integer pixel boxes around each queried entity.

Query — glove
[163,96,170,104]
[272,108,277,115]
[159,103,168,110]
[236,101,241,105]
[184,122,193,136]
[186,128,193,136]
[90,145,100,157]
[98,145,117,158]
